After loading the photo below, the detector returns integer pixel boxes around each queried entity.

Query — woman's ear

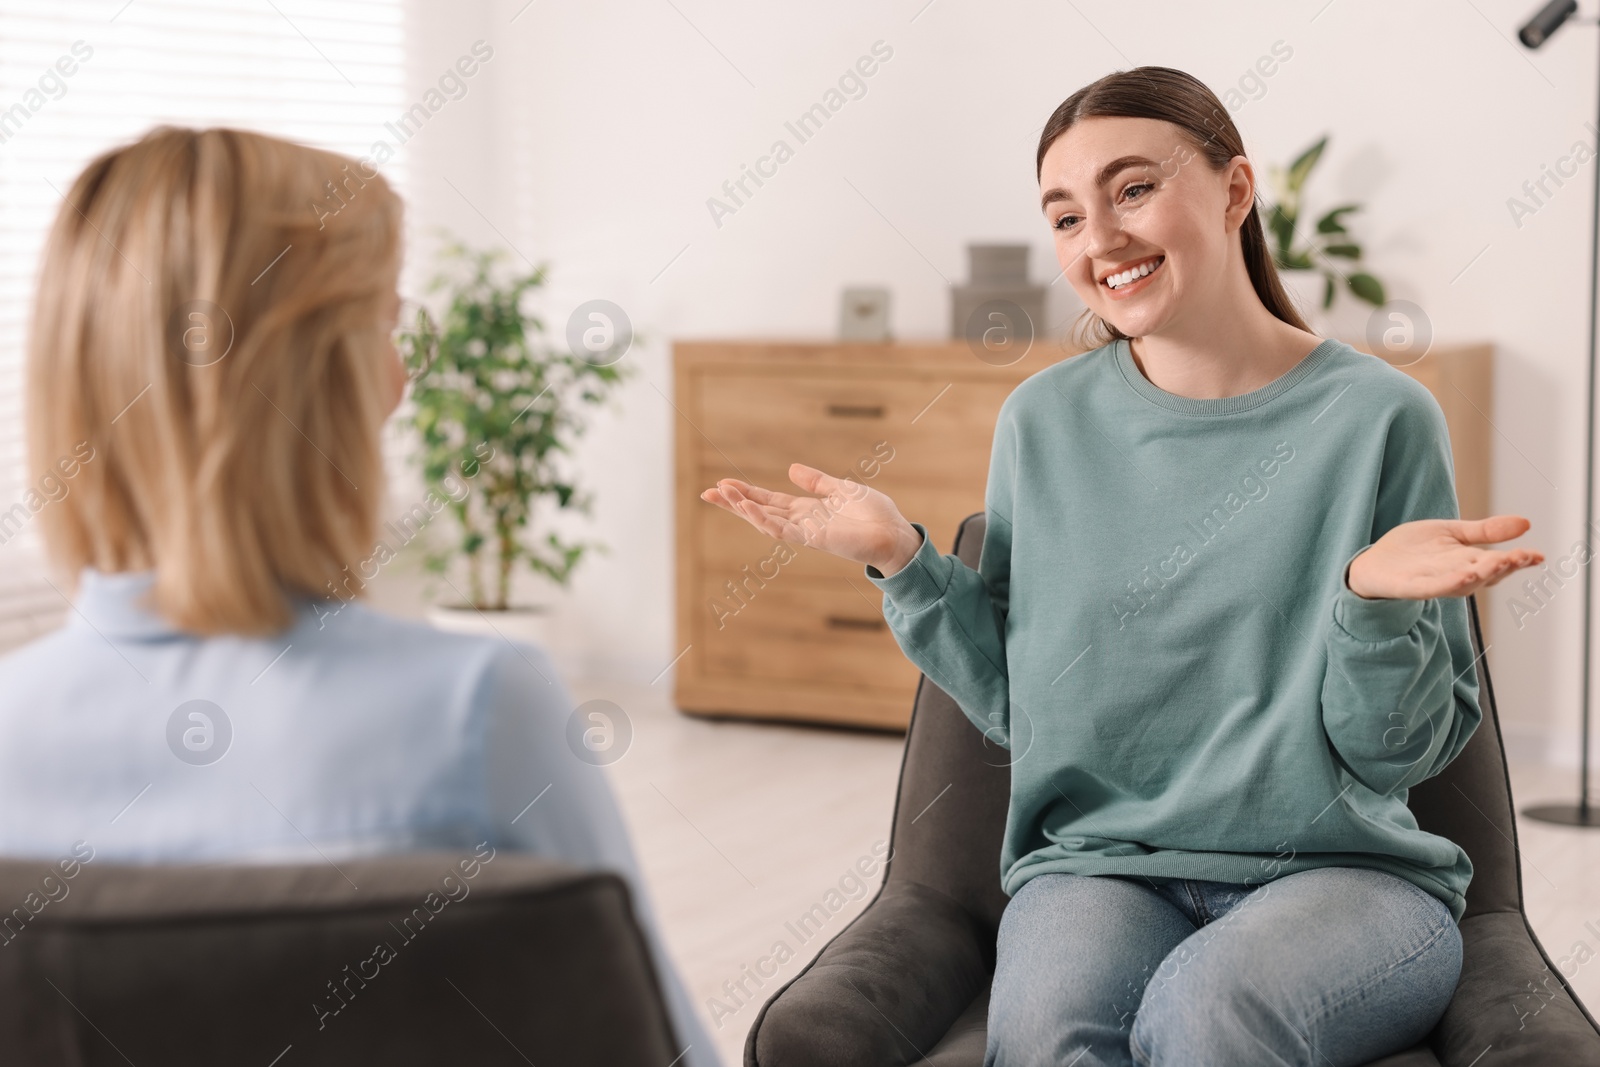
[1222,155,1256,232]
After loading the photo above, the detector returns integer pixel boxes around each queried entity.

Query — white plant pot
[427,603,562,657]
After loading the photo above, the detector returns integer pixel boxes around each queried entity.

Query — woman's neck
[1124,272,1325,401]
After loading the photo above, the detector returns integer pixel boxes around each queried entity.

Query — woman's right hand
[700,462,925,577]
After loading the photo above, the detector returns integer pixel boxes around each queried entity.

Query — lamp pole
[1520,0,1599,827]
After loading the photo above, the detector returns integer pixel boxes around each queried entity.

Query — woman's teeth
[1106,256,1163,290]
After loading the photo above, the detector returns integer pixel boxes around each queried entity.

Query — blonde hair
[27,125,403,636]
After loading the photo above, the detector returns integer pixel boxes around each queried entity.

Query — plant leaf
[1321,273,1335,309]
[1323,243,1361,259]
[1347,272,1385,306]
[1266,204,1296,258]
[1286,135,1328,192]
[1316,204,1359,234]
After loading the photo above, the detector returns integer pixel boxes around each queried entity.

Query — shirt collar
[69,568,178,640]
[69,568,318,640]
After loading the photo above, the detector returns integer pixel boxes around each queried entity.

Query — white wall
[385,0,1600,772]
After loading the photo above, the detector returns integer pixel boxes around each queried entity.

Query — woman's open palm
[700,463,920,573]
[1348,514,1544,600]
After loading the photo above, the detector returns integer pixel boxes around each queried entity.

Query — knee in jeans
[986,1007,1086,1067]
[1131,971,1283,1066]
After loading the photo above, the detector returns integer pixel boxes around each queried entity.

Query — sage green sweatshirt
[864,337,1481,923]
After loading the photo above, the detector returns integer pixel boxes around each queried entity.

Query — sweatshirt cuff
[1333,545,1425,642]
[865,521,950,614]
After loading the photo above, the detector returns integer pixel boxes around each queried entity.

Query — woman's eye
[1123,182,1153,201]
[1052,214,1080,232]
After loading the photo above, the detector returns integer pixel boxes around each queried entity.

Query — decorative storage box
[950,242,1048,347]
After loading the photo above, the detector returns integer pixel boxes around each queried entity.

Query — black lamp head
[1520,0,1579,48]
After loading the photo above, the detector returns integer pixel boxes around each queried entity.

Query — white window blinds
[0,0,406,650]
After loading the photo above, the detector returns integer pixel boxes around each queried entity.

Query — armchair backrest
[0,850,680,1065]
[881,512,1522,945]
[1407,588,1520,918]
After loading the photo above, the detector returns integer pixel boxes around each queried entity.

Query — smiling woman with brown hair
[705,67,1544,1066]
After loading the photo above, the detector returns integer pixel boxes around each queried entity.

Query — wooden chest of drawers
[673,339,1493,731]
[672,339,1069,730]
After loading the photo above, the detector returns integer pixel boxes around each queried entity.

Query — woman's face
[1039,115,1252,340]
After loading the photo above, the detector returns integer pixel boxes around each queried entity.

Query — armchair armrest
[1433,911,1600,1066]
[747,879,990,1067]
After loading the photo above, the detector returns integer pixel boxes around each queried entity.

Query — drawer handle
[826,403,885,419]
[826,615,886,631]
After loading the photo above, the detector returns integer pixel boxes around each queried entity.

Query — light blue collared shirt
[0,568,720,1067]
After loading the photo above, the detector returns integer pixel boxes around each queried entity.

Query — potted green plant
[1265,135,1386,333]
[395,239,632,651]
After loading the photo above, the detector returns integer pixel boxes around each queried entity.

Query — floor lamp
[1520,0,1599,827]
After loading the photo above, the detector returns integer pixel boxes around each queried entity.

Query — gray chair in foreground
[0,851,683,1065]
[747,511,1600,1066]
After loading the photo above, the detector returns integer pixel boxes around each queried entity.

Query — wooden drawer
[674,340,1059,730]
[691,369,1013,491]
[694,572,922,695]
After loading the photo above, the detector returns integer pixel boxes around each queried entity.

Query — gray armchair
[747,511,1600,1066]
[0,851,683,1065]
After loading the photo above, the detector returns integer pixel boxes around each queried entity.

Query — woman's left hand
[1347,514,1545,601]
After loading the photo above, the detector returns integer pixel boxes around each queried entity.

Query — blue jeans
[986,866,1462,1066]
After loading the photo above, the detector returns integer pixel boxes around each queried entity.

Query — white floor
[569,674,1600,1067]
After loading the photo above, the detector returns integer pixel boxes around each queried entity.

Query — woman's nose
[1083,209,1127,261]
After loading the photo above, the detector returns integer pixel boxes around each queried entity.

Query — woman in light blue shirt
[1,124,719,1067]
